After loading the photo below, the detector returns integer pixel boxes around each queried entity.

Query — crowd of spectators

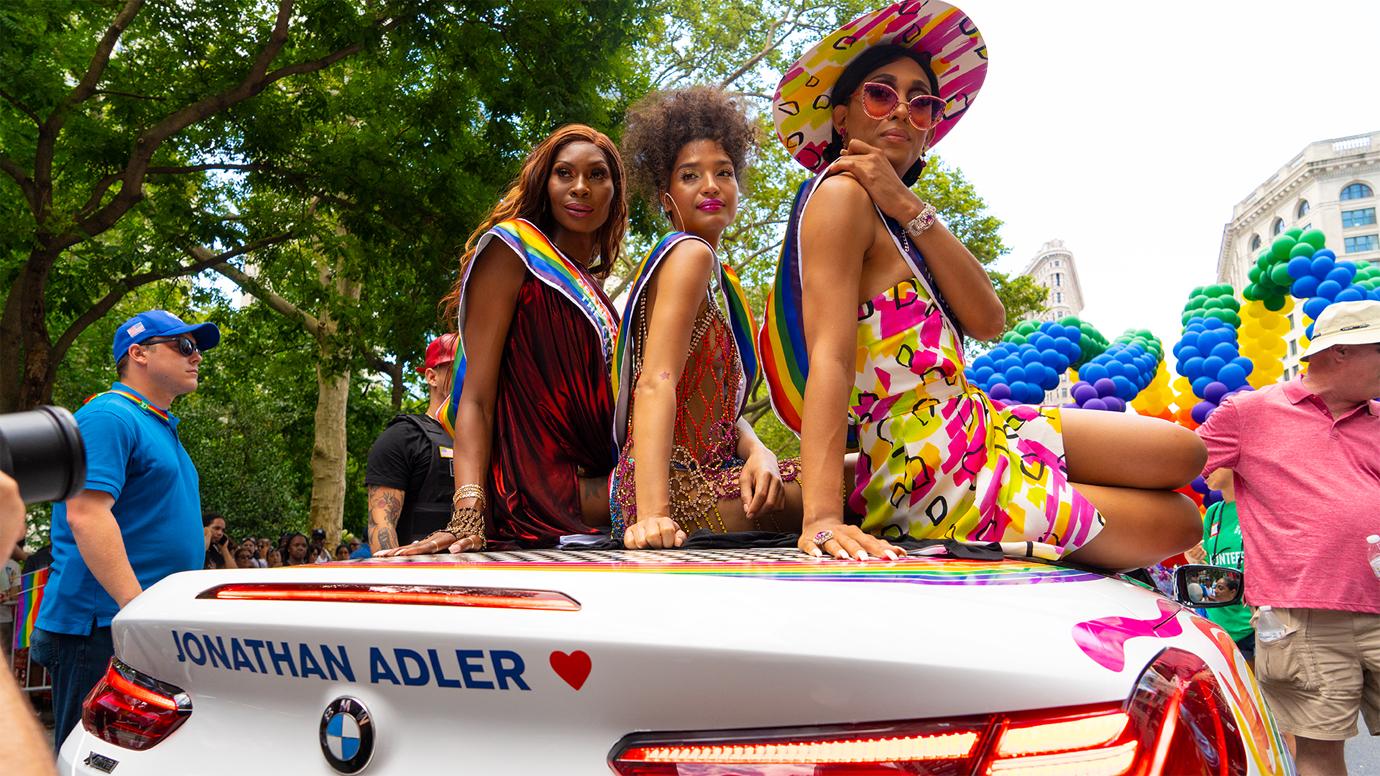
[202,520,366,570]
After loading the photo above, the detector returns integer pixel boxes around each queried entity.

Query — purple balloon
[1203,381,1229,404]
[1070,381,1099,404]
[1191,400,1216,425]
[988,382,1012,401]
[1101,396,1127,412]
[1092,377,1118,398]
[1082,397,1109,411]
[1190,475,1209,494]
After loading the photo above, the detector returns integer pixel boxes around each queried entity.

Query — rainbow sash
[440,219,619,436]
[759,175,951,434]
[12,567,48,651]
[612,233,760,447]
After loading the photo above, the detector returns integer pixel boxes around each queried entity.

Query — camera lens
[0,406,87,504]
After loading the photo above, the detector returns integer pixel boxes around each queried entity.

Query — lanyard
[85,390,171,424]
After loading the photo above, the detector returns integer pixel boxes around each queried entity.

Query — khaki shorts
[1253,607,1380,740]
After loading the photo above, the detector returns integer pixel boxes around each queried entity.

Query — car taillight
[611,648,1248,776]
[82,659,191,751]
[1119,647,1248,776]
[610,719,988,774]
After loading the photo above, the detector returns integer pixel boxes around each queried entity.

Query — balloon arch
[966,228,1380,507]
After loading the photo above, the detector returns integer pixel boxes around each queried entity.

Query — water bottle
[1256,606,1288,644]
[1368,535,1380,580]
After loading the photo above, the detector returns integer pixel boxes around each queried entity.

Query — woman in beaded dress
[610,87,804,549]
[379,125,626,555]
[760,2,1205,568]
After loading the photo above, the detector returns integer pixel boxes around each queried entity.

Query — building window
[1053,259,1060,267]
[1301,223,1311,232]
[1344,234,1379,253]
[1297,200,1309,218]
[1289,339,1297,357]
[1055,292,1063,303]
[1248,234,1262,251]
[1341,183,1374,201]
[1053,273,1062,287]
[1271,218,1284,236]
[1342,207,1377,228]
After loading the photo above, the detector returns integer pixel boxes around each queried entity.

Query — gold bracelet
[453,483,486,507]
[446,505,486,548]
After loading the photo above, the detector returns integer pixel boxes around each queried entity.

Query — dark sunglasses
[857,81,947,131]
[141,336,199,357]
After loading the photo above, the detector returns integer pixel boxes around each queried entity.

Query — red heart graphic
[549,650,591,691]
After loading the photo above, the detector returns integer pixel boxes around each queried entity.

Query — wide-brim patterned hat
[773,1,988,173]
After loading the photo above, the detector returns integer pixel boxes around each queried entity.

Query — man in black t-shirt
[365,334,457,551]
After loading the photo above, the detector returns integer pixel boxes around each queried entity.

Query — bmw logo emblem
[320,697,375,773]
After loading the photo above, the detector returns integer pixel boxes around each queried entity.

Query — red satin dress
[486,274,616,548]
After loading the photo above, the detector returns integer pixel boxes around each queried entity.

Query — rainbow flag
[611,232,759,447]
[12,567,47,651]
[440,218,619,436]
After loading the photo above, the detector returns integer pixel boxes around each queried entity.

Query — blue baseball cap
[111,310,221,363]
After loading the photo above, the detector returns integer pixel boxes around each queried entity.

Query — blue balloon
[1303,296,1330,319]
[1202,317,1224,330]
[974,366,994,383]
[1004,366,1027,384]
[1033,335,1055,351]
[1103,360,1125,378]
[1201,355,1226,378]
[1053,353,1070,372]
[1229,356,1254,376]
[1316,280,1343,300]
[1040,350,1062,369]
[1209,342,1238,361]
[1191,376,1213,398]
[1021,348,1043,365]
[1287,256,1314,279]
[1313,248,1336,261]
[1371,288,1380,302]
[1176,345,1202,362]
[1291,276,1319,298]
[1336,288,1365,303]
[1305,322,1315,340]
[1311,255,1336,278]
[1115,349,1136,363]
[1112,375,1136,400]
[1181,356,1205,379]
[1080,363,1108,383]
[1217,364,1247,389]
[1327,265,1357,285]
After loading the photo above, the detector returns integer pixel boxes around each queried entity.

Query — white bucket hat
[1300,300,1380,360]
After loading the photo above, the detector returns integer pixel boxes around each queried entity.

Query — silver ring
[812,529,835,546]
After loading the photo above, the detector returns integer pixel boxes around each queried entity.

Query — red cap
[418,333,457,374]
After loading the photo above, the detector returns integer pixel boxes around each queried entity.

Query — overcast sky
[927,0,1378,347]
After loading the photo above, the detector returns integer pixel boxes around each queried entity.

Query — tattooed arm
[367,485,405,553]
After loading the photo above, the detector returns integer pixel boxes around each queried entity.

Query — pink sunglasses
[857,82,946,131]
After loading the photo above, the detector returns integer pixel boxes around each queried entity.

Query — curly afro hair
[621,86,759,206]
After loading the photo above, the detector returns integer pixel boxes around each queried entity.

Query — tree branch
[717,17,785,89]
[92,89,164,102]
[211,258,323,339]
[67,0,146,106]
[0,156,36,209]
[77,163,268,219]
[0,88,40,124]
[47,231,293,374]
[70,3,400,248]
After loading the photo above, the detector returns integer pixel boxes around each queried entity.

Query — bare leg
[1063,483,1202,571]
[1293,737,1346,776]
[1060,409,1205,489]
[578,475,611,528]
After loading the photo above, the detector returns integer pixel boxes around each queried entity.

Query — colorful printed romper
[761,176,1104,560]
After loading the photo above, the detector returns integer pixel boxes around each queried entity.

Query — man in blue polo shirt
[31,310,218,749]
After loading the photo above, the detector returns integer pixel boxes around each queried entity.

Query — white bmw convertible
[57,547,1293,775]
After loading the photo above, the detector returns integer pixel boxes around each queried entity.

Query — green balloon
[1214,284,1235,297]
[1300,229,1326,249]
[1243,283,1259,301]
[1247,267,1261,283]
[1225,311,1241,328]
[1269,263,1293,285]
[1288,242,1316,259]
[1284,227,1303,240]
[1181,311,1194,326]
[1264,294,1286,312]
[1222,297,1240,311]
[1270,236,1296,261]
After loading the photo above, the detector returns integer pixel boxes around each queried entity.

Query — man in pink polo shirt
[1197,300,1380,776]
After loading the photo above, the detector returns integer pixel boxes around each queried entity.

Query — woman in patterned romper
[760,2,1205,568]
[612,87,804,549]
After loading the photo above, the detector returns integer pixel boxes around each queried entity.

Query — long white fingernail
[885,550,899,561]
[858,551,871,561]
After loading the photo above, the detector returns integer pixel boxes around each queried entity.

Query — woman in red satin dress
[379,125,627,553]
